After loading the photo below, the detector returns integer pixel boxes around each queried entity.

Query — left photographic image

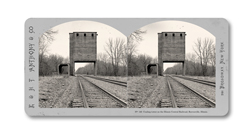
[39,21,128,108]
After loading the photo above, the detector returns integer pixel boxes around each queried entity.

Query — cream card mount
[25,18,229,116]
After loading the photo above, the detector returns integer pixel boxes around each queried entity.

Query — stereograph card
[25,18,229,116]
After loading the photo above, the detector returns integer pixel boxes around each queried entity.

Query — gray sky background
[46,20,215,71]
[136,20,215,70]
[47,21,126,70]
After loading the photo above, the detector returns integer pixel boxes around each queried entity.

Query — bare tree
[193,38,214,76]
[151,56,158,64]
[48,54,63,72]
[129,30,147,43]
[127,29,146,76]
[127,29,147,57]
[105,38,125,76]
[209,44,216,75]
[186,53,196,75]
[98,53,110,75]
[39,29,58,59]
[62,56,69,64]
[39,29,58,76]
[137,54,152,72]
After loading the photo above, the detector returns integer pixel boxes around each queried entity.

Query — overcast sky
[135,20,215,70]
[47,20,126,70]
[46,20,215,71]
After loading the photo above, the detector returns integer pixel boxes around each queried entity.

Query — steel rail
[166,78,177,108]
[78,79,89,108]
[173,75,215,87]
[84,75,127,87]
[80,76,127,107]
[173,75,215,84]
[169,75,216,107]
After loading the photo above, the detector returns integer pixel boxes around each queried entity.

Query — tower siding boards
[158,33,163,76]
[69,33,74,75]
[69,32,97,76]
[158,32,186,76]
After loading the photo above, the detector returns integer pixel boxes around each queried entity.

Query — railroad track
[83,75,127,87]
[72,76,127,108]
[160,75,215,108]
[172,75,215,87]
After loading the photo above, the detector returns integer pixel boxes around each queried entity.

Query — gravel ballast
[39,76,80,108]
[84,77,127,102]
[177,75,215,83]
[173,77,216,102]
[127,76,166,108]
[94,76,127,82]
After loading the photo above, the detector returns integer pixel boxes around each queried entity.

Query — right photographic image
[127,20,216,108]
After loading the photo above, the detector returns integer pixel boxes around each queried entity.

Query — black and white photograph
[5,0,250,133]
[38,20,216,109]
[127,20,216,108]
[38,20,128,108]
